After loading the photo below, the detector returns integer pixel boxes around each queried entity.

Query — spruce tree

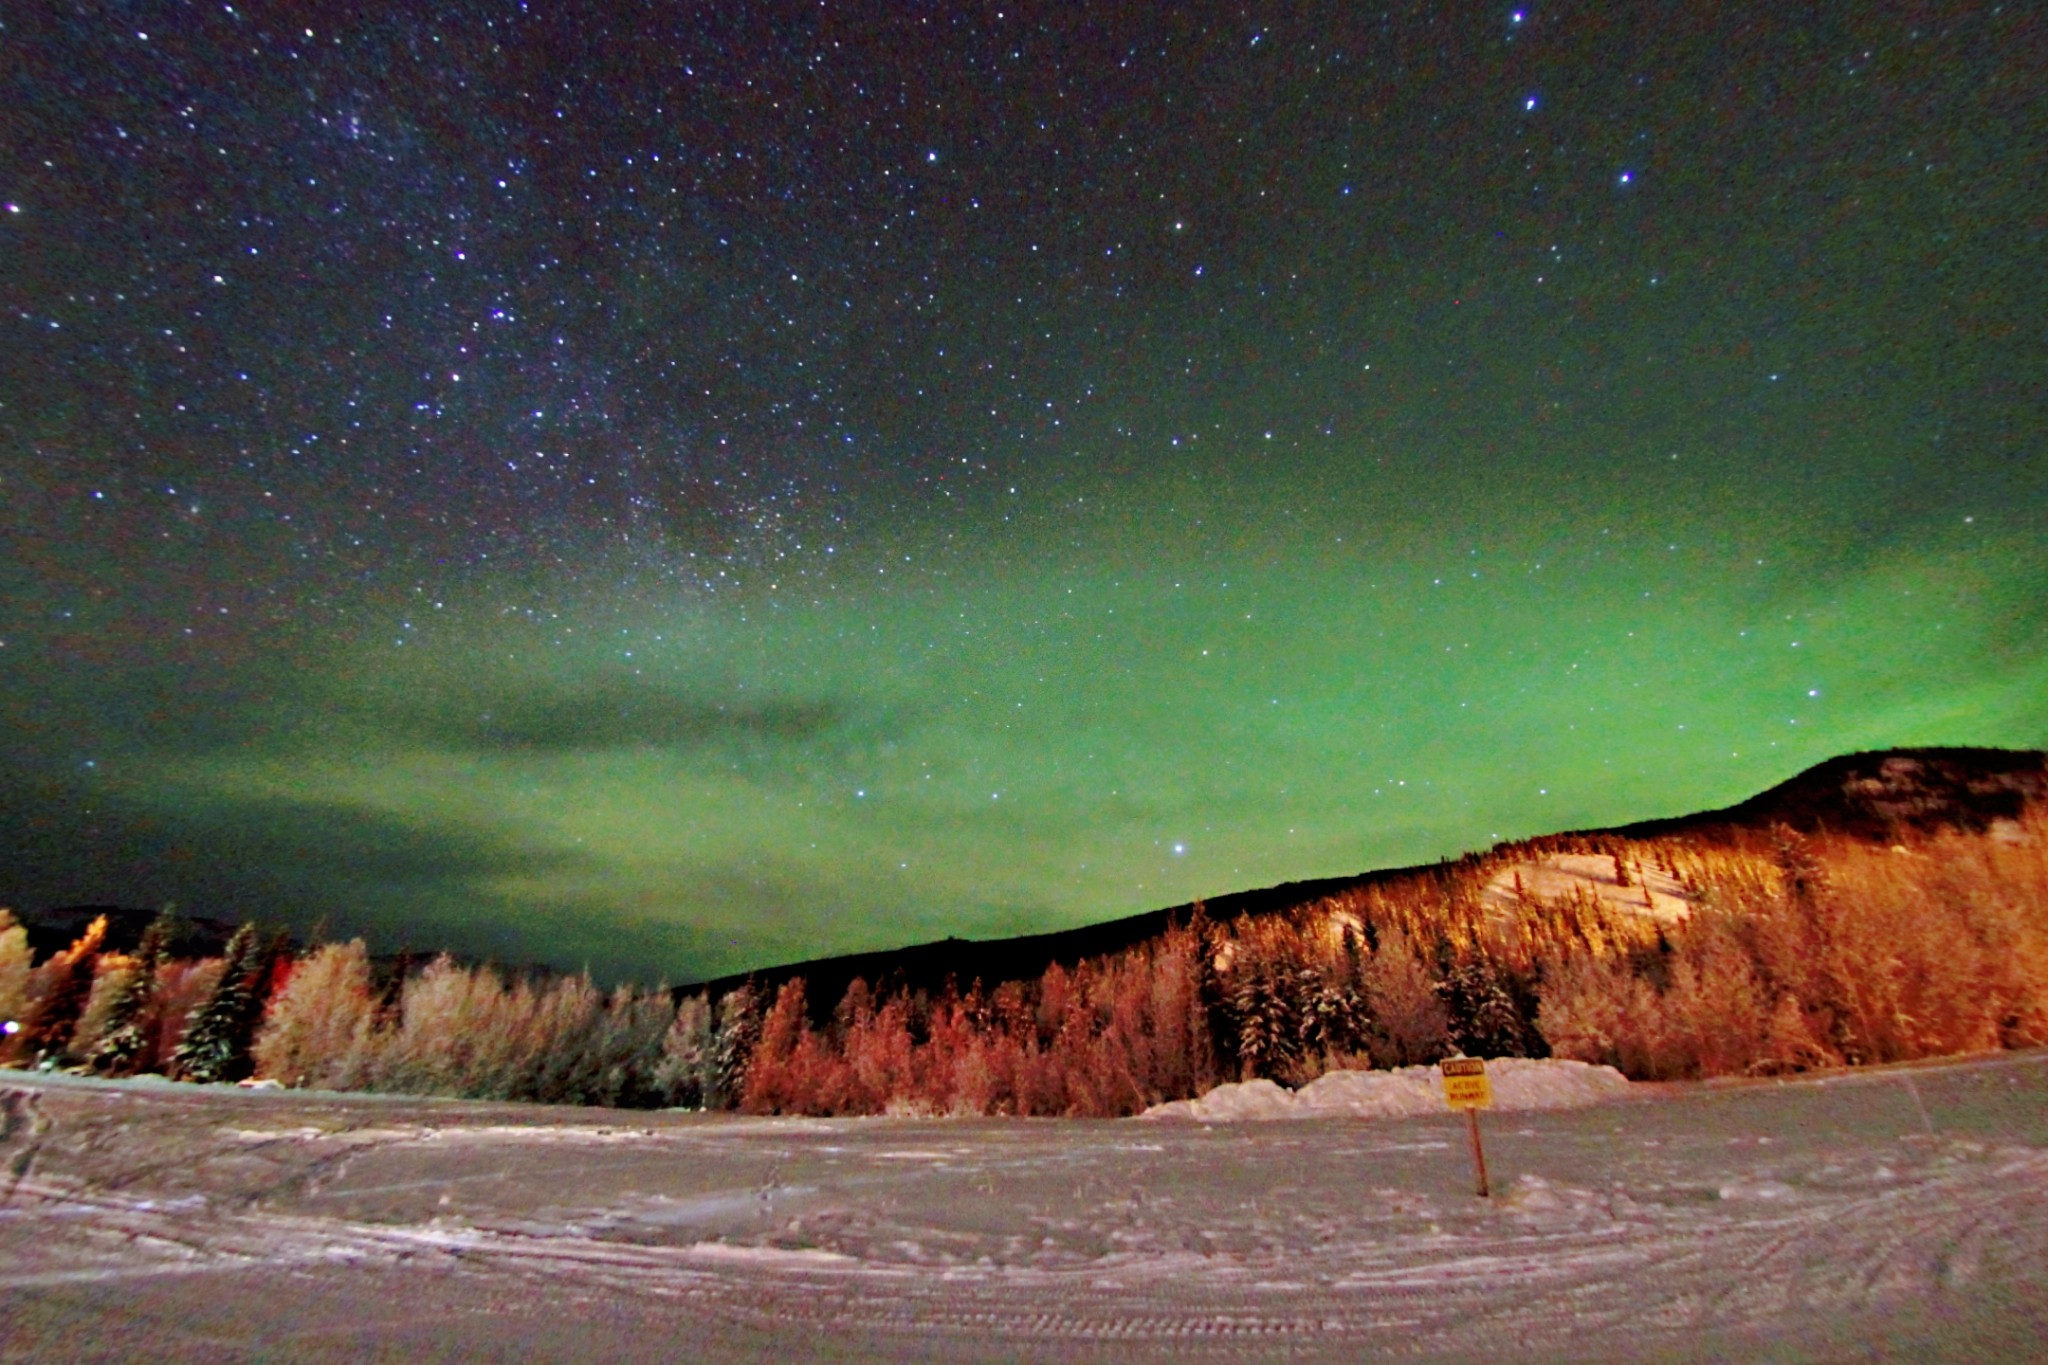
[586,984,674,1108]
[172,924,263,1083]
[1773,824,1829,904]
[1231,961,1300,1082]
[654,993,714,1109]
[375,949,415,1026]
[709,981,760,1110]
[1303,964,1370,1061]
[1191,903,1238,1082]
[87,917,166,1075]
[1441,955,1538,1059]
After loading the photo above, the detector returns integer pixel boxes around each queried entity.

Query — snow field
[2,1050,2045,1361]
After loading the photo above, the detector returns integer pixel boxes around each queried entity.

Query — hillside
[17,746,2038,993]
[1606,746,2047,841]
[697,745,2048,1004]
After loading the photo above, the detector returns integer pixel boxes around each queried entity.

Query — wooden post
[1440,1055,1494,1198]
[1465,1107,1490,1198]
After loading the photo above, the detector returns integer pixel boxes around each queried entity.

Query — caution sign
[1440,1056,1493,1110]
[1440,1058,1495,1196]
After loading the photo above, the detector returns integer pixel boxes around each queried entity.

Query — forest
[4,817,2044,1117]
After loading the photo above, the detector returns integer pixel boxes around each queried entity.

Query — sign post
[1439,1056,1493,1197]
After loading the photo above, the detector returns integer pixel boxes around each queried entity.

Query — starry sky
[2,3,2042,983]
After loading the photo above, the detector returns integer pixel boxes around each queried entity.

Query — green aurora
[13,454,2041,982]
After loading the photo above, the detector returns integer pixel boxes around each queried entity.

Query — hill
[10,746,2040,995]
[1605,746,2047,841]
[694,745,2048,1005]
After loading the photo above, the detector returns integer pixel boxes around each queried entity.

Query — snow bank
[1139,1058,1630,1123]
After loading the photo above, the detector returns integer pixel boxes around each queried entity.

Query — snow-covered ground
[1482,853,1695,923]
[4,1052,2046,1362]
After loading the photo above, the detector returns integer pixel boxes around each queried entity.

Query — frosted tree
[250,940,377,1089]
[709,982,761,1110]
[87,917,167,1076]
[13,916,107,1067]
[653,993,714,1108]
[1303,966,1370,1063]
[515,972,605,1104]
[372,954,470,1093]
[1536,949,1647,1072]
[67,956,134,1065]
[585,984,678,1109]
[382,957,535,1098]
[1440,955,1539,1059]
[1362,926,1450,1067]
[172,924,266,1083]
[1230,959,1300,1082]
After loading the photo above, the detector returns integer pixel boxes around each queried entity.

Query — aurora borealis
[3,5,2042,983]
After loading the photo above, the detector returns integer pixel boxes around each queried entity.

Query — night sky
[3,4,2042,983]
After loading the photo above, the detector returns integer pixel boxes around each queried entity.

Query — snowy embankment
[1140,1057,1631,1122]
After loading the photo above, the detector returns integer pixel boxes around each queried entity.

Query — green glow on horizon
[135,467,2044,981]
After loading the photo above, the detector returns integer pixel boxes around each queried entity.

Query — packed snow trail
[2,1053,2045,1361]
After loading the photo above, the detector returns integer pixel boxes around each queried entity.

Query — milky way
[3,5,2041,981]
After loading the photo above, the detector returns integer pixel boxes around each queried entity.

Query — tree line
[3,816,2042,1114]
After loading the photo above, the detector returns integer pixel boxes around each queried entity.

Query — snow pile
[1139,1057,1630,1123]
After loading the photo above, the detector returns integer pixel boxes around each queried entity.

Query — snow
[1142,1058,1633,1122]
[682,1241,859,1268]
[4,1051,2047,1361]
[1484,853,1694,922]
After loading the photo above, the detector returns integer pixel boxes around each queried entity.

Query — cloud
[365,677,845,755]
[0,762,593,960]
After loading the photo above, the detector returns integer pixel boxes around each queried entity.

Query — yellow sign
[1440,1056,1492,1110]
